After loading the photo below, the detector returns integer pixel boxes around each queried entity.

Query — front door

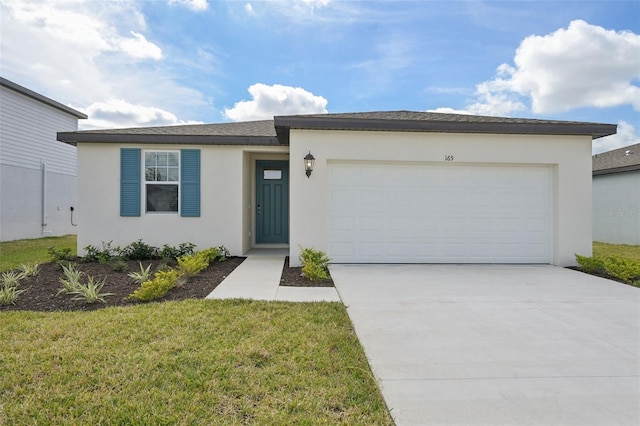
[256,160,289,244]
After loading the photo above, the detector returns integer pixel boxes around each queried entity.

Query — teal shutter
[120,148,141,217]
[181,149,200,217]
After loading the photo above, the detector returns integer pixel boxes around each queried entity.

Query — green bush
[127,269,179,302]
[159,242,196,260]
[2,270,24,288]
[48,246,73,263]
[602,257,640,284]
[0,283,25,305]
[177,253,209,277]
[200,246,229,263]
[18,263,40,277]
[128,262,153,285]
[57,263,84,295]
[70,276,114,304]
[110,257,128,272]
[299,247,330,281]
[120,240,160,261]
[83,241,118,263]
[575,254,606,274]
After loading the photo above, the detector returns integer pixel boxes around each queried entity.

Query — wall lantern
[304,151,315,178]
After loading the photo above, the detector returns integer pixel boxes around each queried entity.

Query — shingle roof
[1,77,88,119]
[593,142,640,175]
[57,110,617,146]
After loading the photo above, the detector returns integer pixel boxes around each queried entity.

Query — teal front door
[256,160,289,244]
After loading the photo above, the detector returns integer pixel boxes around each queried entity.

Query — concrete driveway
[330,264,640,426]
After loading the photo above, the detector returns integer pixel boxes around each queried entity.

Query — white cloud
[168,0,208,11]
[118,31,163,60]
[301,0,330,8]
[78,99,203,130]
[223,83,328,121]
[468,20,640,116]
[593,121,640,155]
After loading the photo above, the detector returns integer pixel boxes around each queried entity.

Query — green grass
[0,235,76,272]
[593,242,640,260]
[0,300,392,424]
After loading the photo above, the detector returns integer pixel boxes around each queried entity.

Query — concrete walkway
[331,264,640,426]
[206,256,340,302]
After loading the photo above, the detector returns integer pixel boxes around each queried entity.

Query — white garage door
[328,162,552,263]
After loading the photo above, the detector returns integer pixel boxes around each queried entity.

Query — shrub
[177,253,209,277]
[18,263,40,278]
[2,270,24,288]
[120,240,160,261]
[128,262,153,285]
[83,241,117,263]
[0,284,25,305]
[48,246,73,263]
[299,247,330,281]
[70,276,114,304]
[602,257,640,284]
[57,263,83,295]
[127,269,179,302]
[110,257,128,272]
[575,254,606,274]
[200,246,229,263]
[159,243,196,260]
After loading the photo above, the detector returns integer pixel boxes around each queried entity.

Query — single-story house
[592,142,640,245]
[57,111,616,266]
[1,77,87,241]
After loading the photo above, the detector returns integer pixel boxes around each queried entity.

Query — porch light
[304,151,315,178]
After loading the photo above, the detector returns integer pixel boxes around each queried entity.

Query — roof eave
[1,77,88,119]
[593,164,640,176]
[274,116,617,139]
[56,132,281,146]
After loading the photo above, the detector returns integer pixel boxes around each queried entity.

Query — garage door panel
[329,162,552,264]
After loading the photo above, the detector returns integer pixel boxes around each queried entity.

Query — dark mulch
[2,256,333,312]
[279,257,334,287]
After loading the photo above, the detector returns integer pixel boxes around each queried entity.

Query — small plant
[2,270,25,288]
[177,253,209,277]
[200,246,229,263]
[48,246,73,263]
[159,242,196,260]
[70,276,114,304]
[18,263,40,277]
[83,241,117,263]
[299,247,330,281]
[109,257,128,272]
[57,263,83,295]
[128,262,153,285]
[120,240,160,261]
[575,254,606,274]
[127,269,179,302]
[0,284,26,305]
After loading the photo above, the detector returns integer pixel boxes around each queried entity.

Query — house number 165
[444,155,454,161]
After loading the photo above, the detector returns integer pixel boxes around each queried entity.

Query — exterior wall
[0,84,79,241]
[592,171,640,245]
[289,130,593,267]
[76,143,288,256]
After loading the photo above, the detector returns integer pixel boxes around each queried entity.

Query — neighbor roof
[593,142,640,176]
[1,77,88,119]
[57,111,617,146]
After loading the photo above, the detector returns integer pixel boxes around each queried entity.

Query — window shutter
[181,149,200,217]
[120,148,141,217]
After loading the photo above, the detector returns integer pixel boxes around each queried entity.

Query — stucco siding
[76,144,289,256]
[289,130,593,267]
[592,171,640,245]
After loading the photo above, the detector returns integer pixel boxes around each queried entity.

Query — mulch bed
[1,256,333,312]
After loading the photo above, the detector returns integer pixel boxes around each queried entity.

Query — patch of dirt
[2,256,334,312]
[1,258,244,312]
[279,257,334,287]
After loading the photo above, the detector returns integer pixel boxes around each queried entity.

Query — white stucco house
[1,77,87,241]
[57,111,616,266]
[592,142,640,245]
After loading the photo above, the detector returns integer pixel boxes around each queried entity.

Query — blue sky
[1,0,638,153]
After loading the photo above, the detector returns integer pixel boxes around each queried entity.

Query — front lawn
[0,300,392,424]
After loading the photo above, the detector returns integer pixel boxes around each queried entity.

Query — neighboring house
[0,77,87,241]
[592,142,640,245]
[57,111,616,266]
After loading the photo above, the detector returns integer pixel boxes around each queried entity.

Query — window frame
[143,150,180,214]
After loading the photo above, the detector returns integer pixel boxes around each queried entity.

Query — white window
[144,151,179,213]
